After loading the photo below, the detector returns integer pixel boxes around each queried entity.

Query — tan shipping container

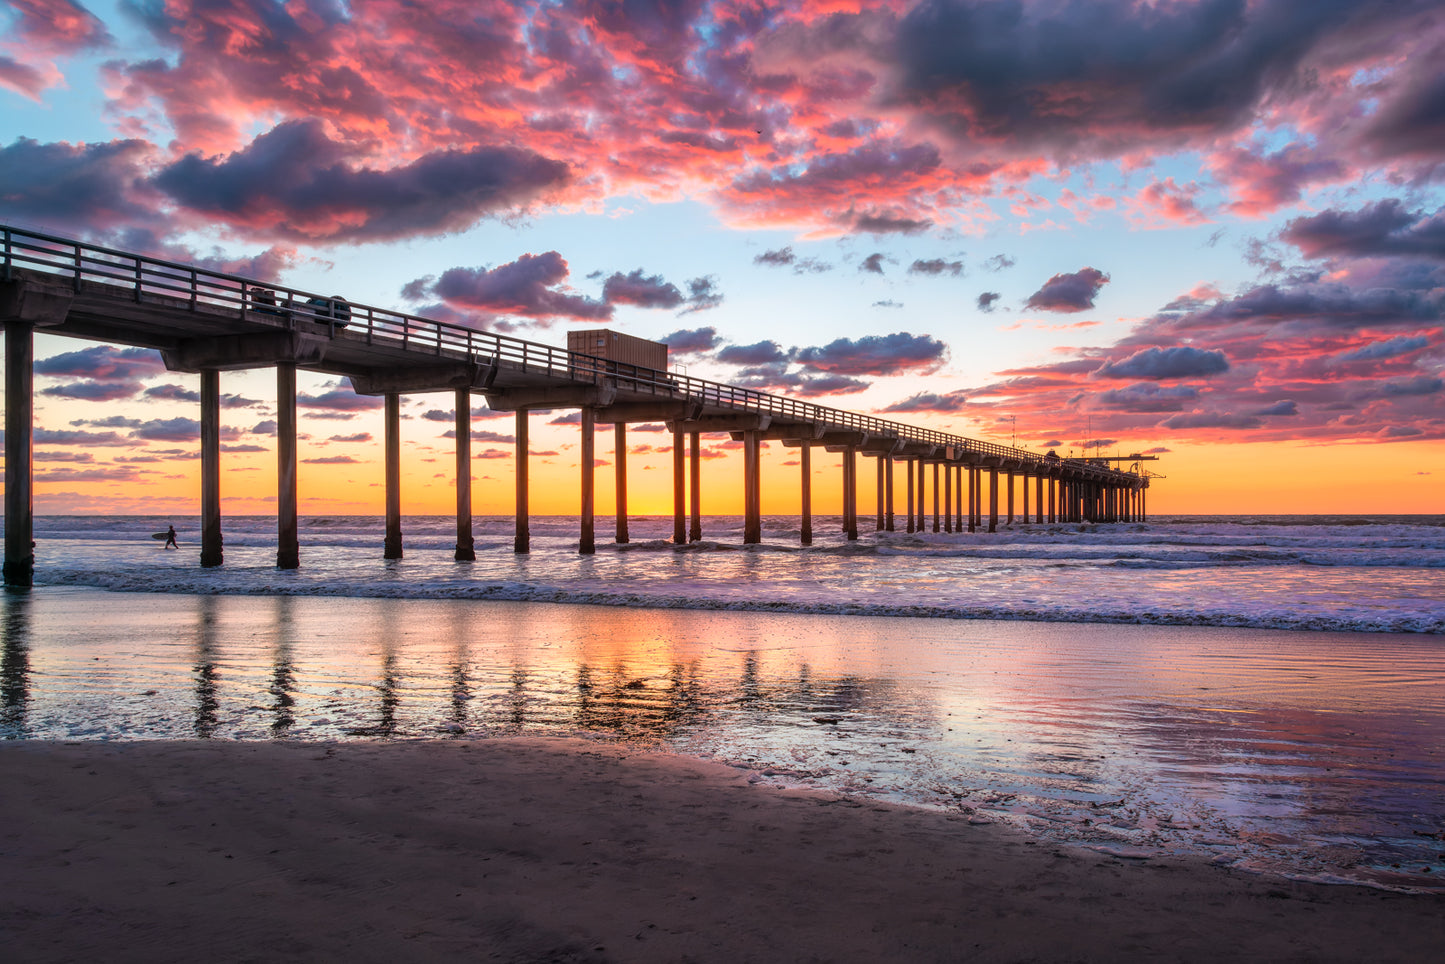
[567,328,669,371]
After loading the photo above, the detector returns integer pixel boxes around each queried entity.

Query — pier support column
[967,467,977,533]
[905,460,915,533]
[1007,472,1015,524]
[3,323,34,586]
[1020,472,1028,527]
[931,463,940,532]
[672,427,686,544]
[200,369,224,567]
[988,467,999,533]
[943,463,953,533]
[875,456,885,531]
[614,423,629,544]
[800,443,812,546]
[917,460,926,534]
[1048,477,1056,523]
[1036,475,1044,523]
[513,410,529,554]
[383,392,403,560]
[579,407,595,555]
[454,389,476,560]
[743,430,762,544]
[884,456,895,531]
[276,363,300,570]
[844,445,858,541]
[957,466,966,531]
[689,431,702,542]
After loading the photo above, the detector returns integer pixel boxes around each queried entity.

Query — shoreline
[2,738,1441,962]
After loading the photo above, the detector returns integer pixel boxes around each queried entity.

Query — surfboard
[151,532,168,540]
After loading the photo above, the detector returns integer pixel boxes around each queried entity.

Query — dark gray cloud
[680,276,723,312]
[35,428,135,446]
[0,136,159,233]
[1161,411,1264,430]
[40,381,143,401]
[794,332,948,376]
[1094,382,1201,413]
[144,384,201,403]
[981,254,1016,272]
[1282,200,1445,261]
[1379,375,1443,397]
[1094,346,1229,380]
[130,417,201,442]
[1335,335,1430,362]
[601,269,684,309]
[1025,267,1110,312]
[660,326,720,355]
[860,253,887,274]
[977,291,1001,312]
[35,345,165,380]
[909,258,963,276]
[297,389,384,412]
[419,251,611,321]
[152,118,570,243]
[852,212,931,235]
[717,340,789,366]
[880,390,969,413]
[754,246,797,267]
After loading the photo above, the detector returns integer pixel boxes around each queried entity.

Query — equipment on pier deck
[568,329,668,371]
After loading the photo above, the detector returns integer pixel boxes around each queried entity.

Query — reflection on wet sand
[2,590,1442,890]
[1,591,31,738]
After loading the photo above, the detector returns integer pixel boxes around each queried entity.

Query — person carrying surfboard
[164,525,178,549]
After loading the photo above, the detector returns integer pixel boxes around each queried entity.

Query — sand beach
[3,737,1442,963]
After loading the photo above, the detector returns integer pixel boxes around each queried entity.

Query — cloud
[302,455,360,464]
[716,340,789,367]
[852,212,931,235]
[1025,267,1110,312]
[981,255,1015,272]
[34,345,165,380]
[1093,383,1201,413]
[1094,347,1230,380]
[35,428,135,446]
[977,292,1001,312]
[129,417,202,442]
[859,253,887,275]
[144,384,201,403]
[1281,200,1445,261]
[872,299,903,308]
[1379,375,1443,397]
[1334,335,1430,363]
[908,258,963,277]
[752,246,830,273]
[659,326,720,356]
[40,381,143,401]
[793,332,948,377]
[415,251,610,321]
[1161,412,1263,430]
[152,119,571,243]
[881,390,969,414]
[328,432,373,443]
[679,276,723,313]
[601,269,684,309]
[297,390,383,412]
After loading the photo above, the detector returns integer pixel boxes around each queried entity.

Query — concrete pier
[383,393,402,560]
[800,442,813,545]
[0,224,1156,581]
[200,369,223,567]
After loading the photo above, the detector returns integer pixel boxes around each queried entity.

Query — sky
[1,0,1442,518]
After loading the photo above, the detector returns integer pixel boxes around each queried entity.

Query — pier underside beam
[485,384,617,412]
[350,362,496,396]
[163,331,329,373]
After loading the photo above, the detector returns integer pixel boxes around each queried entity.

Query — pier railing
[2,224,1138,479]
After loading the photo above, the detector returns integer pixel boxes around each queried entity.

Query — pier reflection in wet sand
[2,589,1441,891]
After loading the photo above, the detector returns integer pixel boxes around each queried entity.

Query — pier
[1,224,1151,585]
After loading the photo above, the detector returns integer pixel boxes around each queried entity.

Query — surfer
[164,525,178,549]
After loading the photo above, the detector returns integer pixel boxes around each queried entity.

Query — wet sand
[2,738,1440,962]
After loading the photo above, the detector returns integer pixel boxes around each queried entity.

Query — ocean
[22,512,1445,633]
[3,513,1443,892]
